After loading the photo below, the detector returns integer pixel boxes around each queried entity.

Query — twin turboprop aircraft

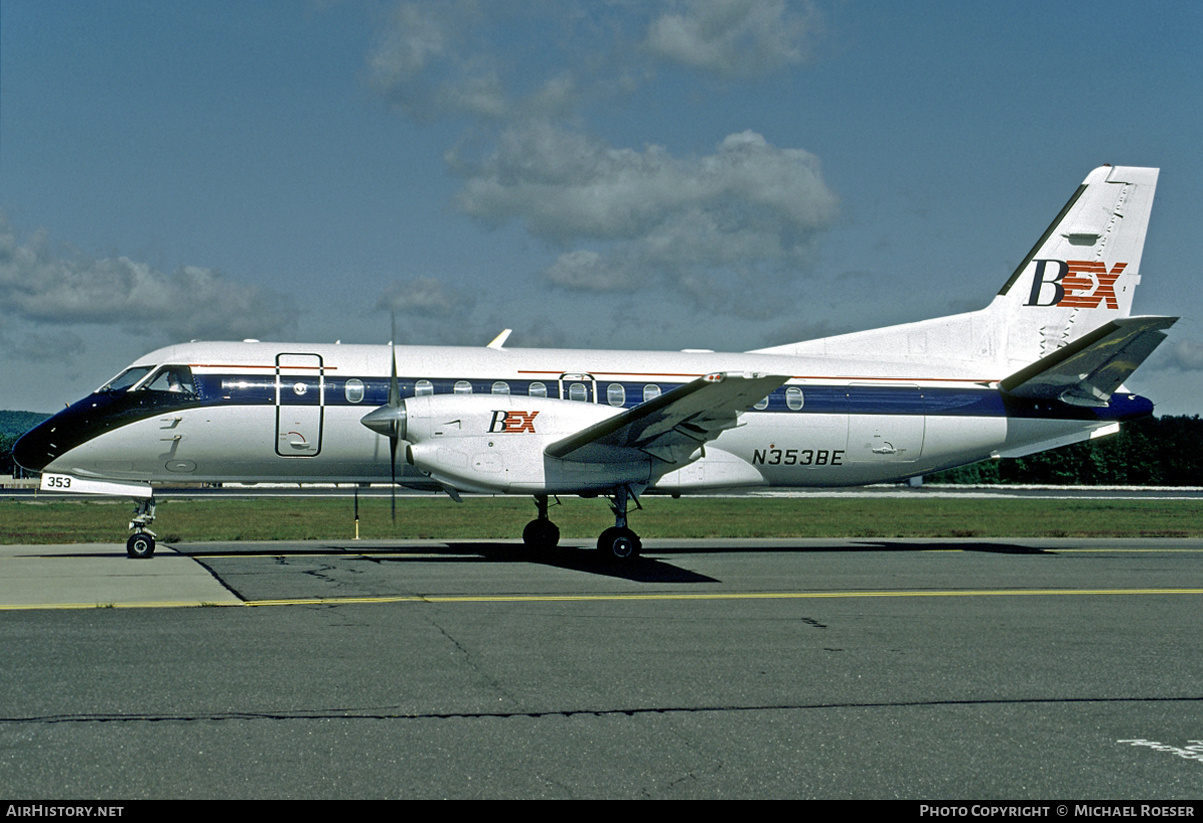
[14,165,1176,560]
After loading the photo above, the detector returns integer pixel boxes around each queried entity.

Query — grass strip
[3,495,1200,544]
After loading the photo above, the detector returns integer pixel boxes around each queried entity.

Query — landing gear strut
[522,494,560,551]
[597,485,642,562]
[126,497,157,559]
[521,488,643,562]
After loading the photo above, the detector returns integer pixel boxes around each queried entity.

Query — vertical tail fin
[991,165,1159,366]
[749,165,1160,373]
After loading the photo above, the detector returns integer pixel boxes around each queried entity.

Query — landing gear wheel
[522,519,560,551]
[126,532,156,559]
[597,527,641,562]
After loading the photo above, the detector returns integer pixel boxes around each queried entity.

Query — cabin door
[275,353,325,457]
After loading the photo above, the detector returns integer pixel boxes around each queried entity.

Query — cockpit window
[141,365,197,396]
[99,366,155,393]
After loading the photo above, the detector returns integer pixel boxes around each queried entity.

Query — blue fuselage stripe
[192,374,1146,420]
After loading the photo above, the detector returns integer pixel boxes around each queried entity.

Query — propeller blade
[389,311,400,408]
[389,311,399,523]
[389,434,397,523]
[360,311,405,525]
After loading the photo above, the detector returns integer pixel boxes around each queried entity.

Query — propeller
[360,312,406,523]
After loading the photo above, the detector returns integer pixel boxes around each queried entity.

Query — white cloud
[1166,338,1203,372]
[543,250,639,292]
[366,2,836,316]
[645,0,817,78]
[368,1,818,123]
[453,126,837,294]
[375,276,468,318]
[455,127,837,242]
[0,216,290,341]
[367,1,458,119]
[368,2,582,123]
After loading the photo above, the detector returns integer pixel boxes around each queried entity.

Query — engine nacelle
[397,394,652,494]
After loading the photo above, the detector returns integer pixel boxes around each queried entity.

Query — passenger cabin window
[568,382,588,402]
[344,379,365,404]
[142,365,197,396]
[529,381,547,397]
[607,383,626,407]
[643,384,661,403]
[786,387,804,410]
[100,366,154,393]
[754,396,770,410]
[454,380,473,395]
[415,380,434,397]
[492,381,510,395]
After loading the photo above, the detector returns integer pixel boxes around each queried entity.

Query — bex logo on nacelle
[1025,259,1127,309]
[488,410,540,433]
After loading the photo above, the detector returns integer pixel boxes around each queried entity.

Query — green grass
[2,495,1200,543]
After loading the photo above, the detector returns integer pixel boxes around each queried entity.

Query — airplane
[13,164,1176,561]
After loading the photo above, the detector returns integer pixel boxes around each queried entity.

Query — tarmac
[3,536,1202,799]
[0,542,242,609]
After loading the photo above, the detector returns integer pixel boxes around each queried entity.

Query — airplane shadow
[172,537,1054,586]
[173,541,719,583]
[437,542,720,583]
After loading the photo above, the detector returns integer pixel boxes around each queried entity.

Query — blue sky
[3,0,1201,415]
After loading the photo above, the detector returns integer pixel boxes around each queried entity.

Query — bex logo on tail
[1026,259,1127,309]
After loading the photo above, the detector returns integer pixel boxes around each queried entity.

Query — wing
[545,372,787,464]
[1000,315,1177,407]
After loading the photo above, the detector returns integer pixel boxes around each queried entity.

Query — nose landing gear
[522,494,561,551]
[126,497,157,559]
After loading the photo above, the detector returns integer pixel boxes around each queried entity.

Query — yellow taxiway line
[5,587,1203,612]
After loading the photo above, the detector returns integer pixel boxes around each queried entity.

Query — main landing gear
[597,485,642,561]
[126,497,157,559]
[522,487,643,562]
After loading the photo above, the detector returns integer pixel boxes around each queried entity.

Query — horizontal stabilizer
[546,372,787,464]
[1000,316,1177,407]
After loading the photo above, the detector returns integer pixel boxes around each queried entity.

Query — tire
[522,519,560,550]
[126,533,156,559]
[597,527,640,561]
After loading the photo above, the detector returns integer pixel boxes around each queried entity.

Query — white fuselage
[27,339,1127,496]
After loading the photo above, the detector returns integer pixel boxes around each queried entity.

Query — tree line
[925,414,1202,486]
[2,411,1200,485]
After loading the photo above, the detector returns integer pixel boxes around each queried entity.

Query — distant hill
[1,410,51,439]
[1,411,52,477]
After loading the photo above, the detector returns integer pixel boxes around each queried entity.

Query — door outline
[275,353,325,457]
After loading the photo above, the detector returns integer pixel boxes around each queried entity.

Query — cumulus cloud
[375,276,469,318]
[0,216,290,340]
[366,2,836,316]
[645,0,818,78]
[1165,338,1203,372]
[368,2,582,123]
[368,1,818,119]
[543,250,634,292]
[453,127,837,295]
[367,1,459,119]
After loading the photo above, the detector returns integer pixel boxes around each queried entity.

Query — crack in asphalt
[6,694,1201,724]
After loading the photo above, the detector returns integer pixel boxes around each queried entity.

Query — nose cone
[11,393,123,473]
[12,418,58,473]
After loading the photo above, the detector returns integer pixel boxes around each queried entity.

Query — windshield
[98,366,155,393]
[140,365,197,396]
